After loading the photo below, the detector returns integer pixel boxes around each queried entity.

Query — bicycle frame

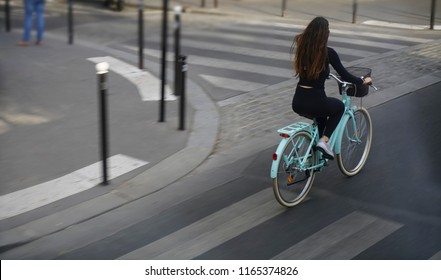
[270,75,358,179]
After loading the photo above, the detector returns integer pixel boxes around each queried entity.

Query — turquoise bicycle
[271,72,377,207]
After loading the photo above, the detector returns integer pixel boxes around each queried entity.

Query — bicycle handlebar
[328,73,378,91]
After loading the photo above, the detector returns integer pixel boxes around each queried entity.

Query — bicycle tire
[272,131,318,207]
[337,107,372,176]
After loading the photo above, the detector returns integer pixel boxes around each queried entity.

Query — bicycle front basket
[338,67,371,97]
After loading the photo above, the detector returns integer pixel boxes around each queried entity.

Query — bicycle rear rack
[277,122,311,137]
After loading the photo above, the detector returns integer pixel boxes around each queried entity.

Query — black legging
[292,86,344,139]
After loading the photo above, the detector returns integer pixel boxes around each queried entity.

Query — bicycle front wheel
[272,131,318,207]
[337,107,372,176]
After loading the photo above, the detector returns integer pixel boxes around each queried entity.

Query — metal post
[174,5,182,96]
[430,0,437,30]
[281,0,287,17]
[96,62,110,185]
[201,0,205,8]
[179,55,187,131]
[138,0,144,69]
[5,0,11,32]
[352,0,358,24]
[214,0,218,8]
[159,0,169,122]
[68,0,74,44]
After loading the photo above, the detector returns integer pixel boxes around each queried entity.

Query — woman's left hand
[363,77,373,85]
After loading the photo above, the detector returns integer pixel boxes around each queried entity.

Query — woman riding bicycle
[291,17,372,160]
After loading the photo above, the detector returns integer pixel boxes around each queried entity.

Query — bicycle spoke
[337,108,372,176]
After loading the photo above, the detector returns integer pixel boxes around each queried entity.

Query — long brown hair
[292,17,330,80]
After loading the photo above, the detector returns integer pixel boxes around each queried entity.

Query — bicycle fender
[270,137,290,179]
[271,122,312,179]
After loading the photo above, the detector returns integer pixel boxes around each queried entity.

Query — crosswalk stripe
[199,74,268,91]
[149,37,291,61]
[87,56,176,101]
[184,29,406,52]
[331,46,378,58]
[242,21,432,43]
[272,211,402,260]
[329,36,405,50]
[314,219,402,259]
[118,189,284,259]
[156,35,359,62]
[363,20,441,30]
[184,30,291,48]
[329,28,432,43]
[122,45,292,78]
[0,154,148,220]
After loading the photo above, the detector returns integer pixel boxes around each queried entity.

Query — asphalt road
[47,82,441,260]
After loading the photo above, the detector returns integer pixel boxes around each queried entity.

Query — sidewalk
[1,1,441,251]
[0,30,217,248]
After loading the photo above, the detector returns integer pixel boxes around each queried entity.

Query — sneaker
[316,139,334,160]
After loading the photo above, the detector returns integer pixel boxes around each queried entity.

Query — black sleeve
[328,47,364,85]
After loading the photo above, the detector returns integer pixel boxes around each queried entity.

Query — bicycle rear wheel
[272,131,318,207]
[337,107,372,176]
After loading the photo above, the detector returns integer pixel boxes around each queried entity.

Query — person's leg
[322,97,344,139]
[316,117,327,138]
[316,97,344,160]
[35,0,45,43]
[19,0,33,44]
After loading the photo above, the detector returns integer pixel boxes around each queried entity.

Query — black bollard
[68,0,74,44]
[138,0,144,69]
[430,0,437,30]
[352,0,358,24]
[174,5,182,96]
[159,0,169,122]
[214,0,218,8]
[96,62,110,185]
[201,0,205,8]
[178,55,187,131]
[5,0,11,32]
[281,0,286,17]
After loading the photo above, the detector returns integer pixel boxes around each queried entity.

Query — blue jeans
[22,0,45,42]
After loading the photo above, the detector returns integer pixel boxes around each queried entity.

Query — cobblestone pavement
[216,39,441,153]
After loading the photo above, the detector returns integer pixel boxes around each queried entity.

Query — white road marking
[149,37,291,61]
[185,29,406,51]
[87,56,176,101]
[272,211,402,260]
[118,189,284,259]
[199,74,268,92]
[363,20,441,30]
[122,45,292,78]
[240,21,432,43]
[0,154,148,220]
